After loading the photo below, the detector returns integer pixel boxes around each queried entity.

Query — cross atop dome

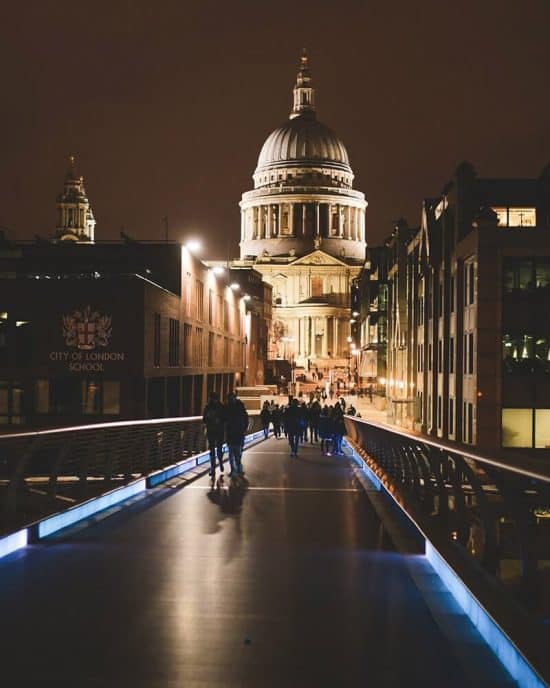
[290,48,315,119]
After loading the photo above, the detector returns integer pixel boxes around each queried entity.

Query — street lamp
[185,239,202,254]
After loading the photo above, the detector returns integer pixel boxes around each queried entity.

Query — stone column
[289,202,294,236]
[315,203,320,236]
[322,317,328,357]
[302,203,306,237]
[258,206,264,238]
[310,317,316,357]
[333,317,339,357]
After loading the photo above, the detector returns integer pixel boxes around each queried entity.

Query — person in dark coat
[271,405,282,438]
[318,406,333,455]
[202,391,226,478]
[331,403,346,455]
[260,401,271,439]
[285,398,301,457]
[225,392,249,477]
[299,402,309,443]
[309,400,321,442]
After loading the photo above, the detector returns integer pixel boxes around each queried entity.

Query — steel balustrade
[0,414,262,532]
[345,416,550,686]
[344,416,550,612]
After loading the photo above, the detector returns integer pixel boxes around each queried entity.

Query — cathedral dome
[256,114,351,176]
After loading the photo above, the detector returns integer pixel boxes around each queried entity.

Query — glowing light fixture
[243,294,251,301]
[185,239,202,254]
[230,283,240,290]
[212,266,225,275]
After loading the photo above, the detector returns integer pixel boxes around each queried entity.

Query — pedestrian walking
[331,404,345,455]
[309,400,321,442]
[225,392,249,477]
[260,401,271,439]
[285,398,301,457]
[202,391,226,478]
[271,404,282,438]
[319,406,333,455]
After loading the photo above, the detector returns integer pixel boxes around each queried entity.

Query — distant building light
[230,283,240,290]
[243,294,251,301]
[16,321,29,327]
[346,335,353,343]
[0,312,7,320]
[213,266,225,275]
[352,311,359,317]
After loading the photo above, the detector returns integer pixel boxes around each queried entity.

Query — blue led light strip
[38,479,146,539]
[343,438,547,688]
[0,529,28,561]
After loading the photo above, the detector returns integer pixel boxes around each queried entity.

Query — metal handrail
[347,415,550,483]
[0,414,262,532]
[345,415,550,684]
[344,416,550,613]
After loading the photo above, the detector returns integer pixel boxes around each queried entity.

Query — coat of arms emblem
[62,306,112,350]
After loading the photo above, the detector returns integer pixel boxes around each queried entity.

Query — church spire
[290,48,316,119]
[55,155,96,243]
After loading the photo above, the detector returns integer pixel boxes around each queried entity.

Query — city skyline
[1,1,549,257]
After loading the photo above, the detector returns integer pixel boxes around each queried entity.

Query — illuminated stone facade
[55,156,96,243]
[238,52,366,373]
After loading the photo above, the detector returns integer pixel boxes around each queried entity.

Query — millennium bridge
[0,414,548,687]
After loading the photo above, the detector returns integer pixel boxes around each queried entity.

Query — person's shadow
[207,477,249,516]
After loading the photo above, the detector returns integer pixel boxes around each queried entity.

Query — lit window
[493,207,508,226]
[508,208,536,227]
[535,409,550,448]
[492,207,536,228]
[501,408,532,447]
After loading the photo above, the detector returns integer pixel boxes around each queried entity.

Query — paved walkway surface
[0,436,473,687]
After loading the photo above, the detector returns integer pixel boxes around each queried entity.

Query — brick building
[0,238,258,426]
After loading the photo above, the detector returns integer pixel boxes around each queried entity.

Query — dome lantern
[290,48,315,120]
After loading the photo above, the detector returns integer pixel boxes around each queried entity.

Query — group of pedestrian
[202,391,249,480]
[260,397,348,458]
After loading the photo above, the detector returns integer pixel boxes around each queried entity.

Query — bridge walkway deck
[0,436,507,687]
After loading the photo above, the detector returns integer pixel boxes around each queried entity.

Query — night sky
[1,0,549,257]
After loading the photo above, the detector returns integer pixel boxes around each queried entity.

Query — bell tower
[55,156,96,243]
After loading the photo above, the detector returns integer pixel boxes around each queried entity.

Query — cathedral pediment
[290,250,349,267]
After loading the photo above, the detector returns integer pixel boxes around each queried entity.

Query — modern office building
[381,162,550,456]
[351,244,391,393]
